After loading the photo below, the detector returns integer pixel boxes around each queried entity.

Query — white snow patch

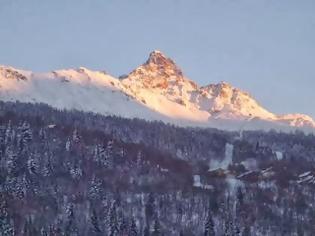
[193,175,214,190]
[299,171,311,178]
[258,180,276,190]
[241,158,258,171]
[237,171,254,179]
[193,175,201,187]
[297,171,315,184]
[275,151,283,160]
[226,176,243,193]
[209,143,233,171]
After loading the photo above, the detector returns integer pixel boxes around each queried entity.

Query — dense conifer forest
[0,101,315,235]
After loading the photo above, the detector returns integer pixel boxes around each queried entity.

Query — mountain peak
[146,50,169,64]
[217,81,232,88]
[145,50,182,74]
[142,50,183,77]
[123,50,185,90]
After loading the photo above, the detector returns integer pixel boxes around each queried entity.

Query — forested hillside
[0,102,315,235]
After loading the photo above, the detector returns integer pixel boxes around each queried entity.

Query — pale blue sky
[0,0,314,118]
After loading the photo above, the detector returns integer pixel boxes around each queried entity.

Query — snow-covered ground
[275,151,283,161]
[209,143,234,171]
[193,175,213,190]
[298,171,315,184]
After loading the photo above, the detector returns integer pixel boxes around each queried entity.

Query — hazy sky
[0,0,314,118]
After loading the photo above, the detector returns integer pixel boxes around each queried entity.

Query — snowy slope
[0,51,314,132]
[0,65,168,122]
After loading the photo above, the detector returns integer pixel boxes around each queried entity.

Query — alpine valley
[1,51,315,236]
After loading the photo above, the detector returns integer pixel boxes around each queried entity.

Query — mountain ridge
[0,51,314,131]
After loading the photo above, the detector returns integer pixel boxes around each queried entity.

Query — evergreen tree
[236,187,244,206]
[242,225,251,236]
[204,210,215,236]
[224,212,234,236]
[18,121,32,151]
[4,121,13,146]
[136,151,142,167]
[119,215,128,235]
[40,227,48,236]
[41,153,53,177]
[88,176,103,201]
[69,159,83,180]
[23,217,38,236]
[145,193,155,227]
[109,202,119,236]
[94,141,113,168]
[66,138,71,152]
[152,217,161,236]
[64,203,78,236]
[90,208,102,234]
[0,125,6,160]
[143,226,150,236]
[0,196,14,236]
[72,128,81,144]
[234,222,241,236]
[6,147,17,175]
[27,153,38,174]
[129,218,138,236]
[104,139,114,168]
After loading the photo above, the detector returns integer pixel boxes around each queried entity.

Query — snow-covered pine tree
[129,217,138,236]
[242,225,251,236]
[145,193,155,227]
[18,121,32,152]
[143,226,150,236]
[88,176,103,201]
[118,215,128,235]
[204,210,215,236]
[90,208,102,234]
[0,196,14,236]
[6,147,17,175]
[27,153,39,174]
[4,121,13,146]
[152,217,161,236]
[72,128,81,144]
[64,203,78,236]
[109,201,119,236]
[66,138,71,152]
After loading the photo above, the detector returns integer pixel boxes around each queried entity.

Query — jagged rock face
[145,50,183,77]
[197,82,275,119]
[0,66,28,81]
[122,51,199,110]
[124,50,197,90]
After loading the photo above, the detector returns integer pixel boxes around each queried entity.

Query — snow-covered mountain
[0,50,314,131]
